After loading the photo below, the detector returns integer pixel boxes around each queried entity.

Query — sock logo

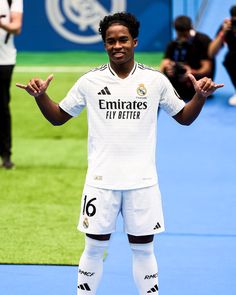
[144,272,158,280]
[79,269,95,277]
[147,284,158,293]
[78,283,91,291]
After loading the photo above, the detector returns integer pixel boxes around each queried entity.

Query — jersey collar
[108,62,137,78]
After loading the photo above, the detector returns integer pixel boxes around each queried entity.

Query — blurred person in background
[208,5,236,106]
[160,15,215,101]
[0,0,23,169]
[16,12,223,295]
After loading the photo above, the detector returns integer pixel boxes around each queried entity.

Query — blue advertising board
[16,0,172,52]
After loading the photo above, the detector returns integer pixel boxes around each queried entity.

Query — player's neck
[109,60,135,79]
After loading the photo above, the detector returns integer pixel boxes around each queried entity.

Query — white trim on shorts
[78,184,165,236]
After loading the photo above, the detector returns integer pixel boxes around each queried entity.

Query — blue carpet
[0,264,77,295]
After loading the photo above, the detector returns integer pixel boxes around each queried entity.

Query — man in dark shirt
[160,15,215,101]
[208,5,236,106]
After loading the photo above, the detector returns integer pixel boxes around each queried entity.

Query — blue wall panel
[16,0,172,52]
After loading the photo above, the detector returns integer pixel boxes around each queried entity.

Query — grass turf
[0,51,162,265]
[0,71,88,265]
[16,50,163,66]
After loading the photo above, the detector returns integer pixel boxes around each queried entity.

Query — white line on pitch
[15,66,92,73]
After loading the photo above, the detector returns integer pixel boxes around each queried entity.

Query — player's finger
[203,81,224,92]
[16,83,27,89]
[35,79,43,88]
[214,83,224,89]
[28,83,40,94]
[201,78,212,92]
[30,80,41,92]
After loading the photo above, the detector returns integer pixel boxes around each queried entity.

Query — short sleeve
[159,74,185,116]
[59,78,86,117]
[11,0,23,13]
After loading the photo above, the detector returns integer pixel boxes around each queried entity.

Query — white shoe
[228,94,236,106]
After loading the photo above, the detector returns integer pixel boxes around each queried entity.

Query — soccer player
[16,12,223,295]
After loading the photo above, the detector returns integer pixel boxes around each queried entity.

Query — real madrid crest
[83,217,89,229]
[137,84,147,96]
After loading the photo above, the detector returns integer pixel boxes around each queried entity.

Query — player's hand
[188,74,224,98]
[16,74,54,97]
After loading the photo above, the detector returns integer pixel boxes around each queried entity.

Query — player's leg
[77,185,122,294]
[0,65,14,168]
[128,234,159,294]
[77,234,110,295]
[123,185,164,294]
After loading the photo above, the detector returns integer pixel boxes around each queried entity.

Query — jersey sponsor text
[99,98,147,120]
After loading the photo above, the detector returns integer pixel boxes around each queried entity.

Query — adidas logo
[77,283,91,291]
[153,222,161,230]
[98,86,111,95]
[147,284,158,293]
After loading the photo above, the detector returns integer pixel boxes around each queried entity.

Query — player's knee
[130,241,155,257]
[83,236,109,259]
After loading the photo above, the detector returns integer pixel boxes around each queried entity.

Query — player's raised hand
[188,74,224,98]
[16,74,54,97]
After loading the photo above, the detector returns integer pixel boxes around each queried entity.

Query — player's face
[104,24,138,66]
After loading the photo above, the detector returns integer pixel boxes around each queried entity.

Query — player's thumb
[45,74,54,86]
[188,73,196,86]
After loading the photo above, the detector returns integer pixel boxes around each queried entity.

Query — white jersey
[59,63,185,190]
[0,0,23,65]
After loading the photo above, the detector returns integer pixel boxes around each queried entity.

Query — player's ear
[133,38,138,47]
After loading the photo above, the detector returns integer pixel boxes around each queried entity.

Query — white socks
[77,238,158,295]
[130,242,158,294]
[77,236,109,295]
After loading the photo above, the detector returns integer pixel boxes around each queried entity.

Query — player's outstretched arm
[16,75,72,125]
[173,74,224,125]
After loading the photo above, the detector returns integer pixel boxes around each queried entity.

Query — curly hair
[98,12,140,42]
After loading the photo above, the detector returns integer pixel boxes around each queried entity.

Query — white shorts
[78,184,165,236]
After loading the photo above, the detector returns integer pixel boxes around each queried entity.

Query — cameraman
[208,5,236,106]
[160,16,214,101]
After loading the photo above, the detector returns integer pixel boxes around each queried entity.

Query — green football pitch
[0,51,163,265]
